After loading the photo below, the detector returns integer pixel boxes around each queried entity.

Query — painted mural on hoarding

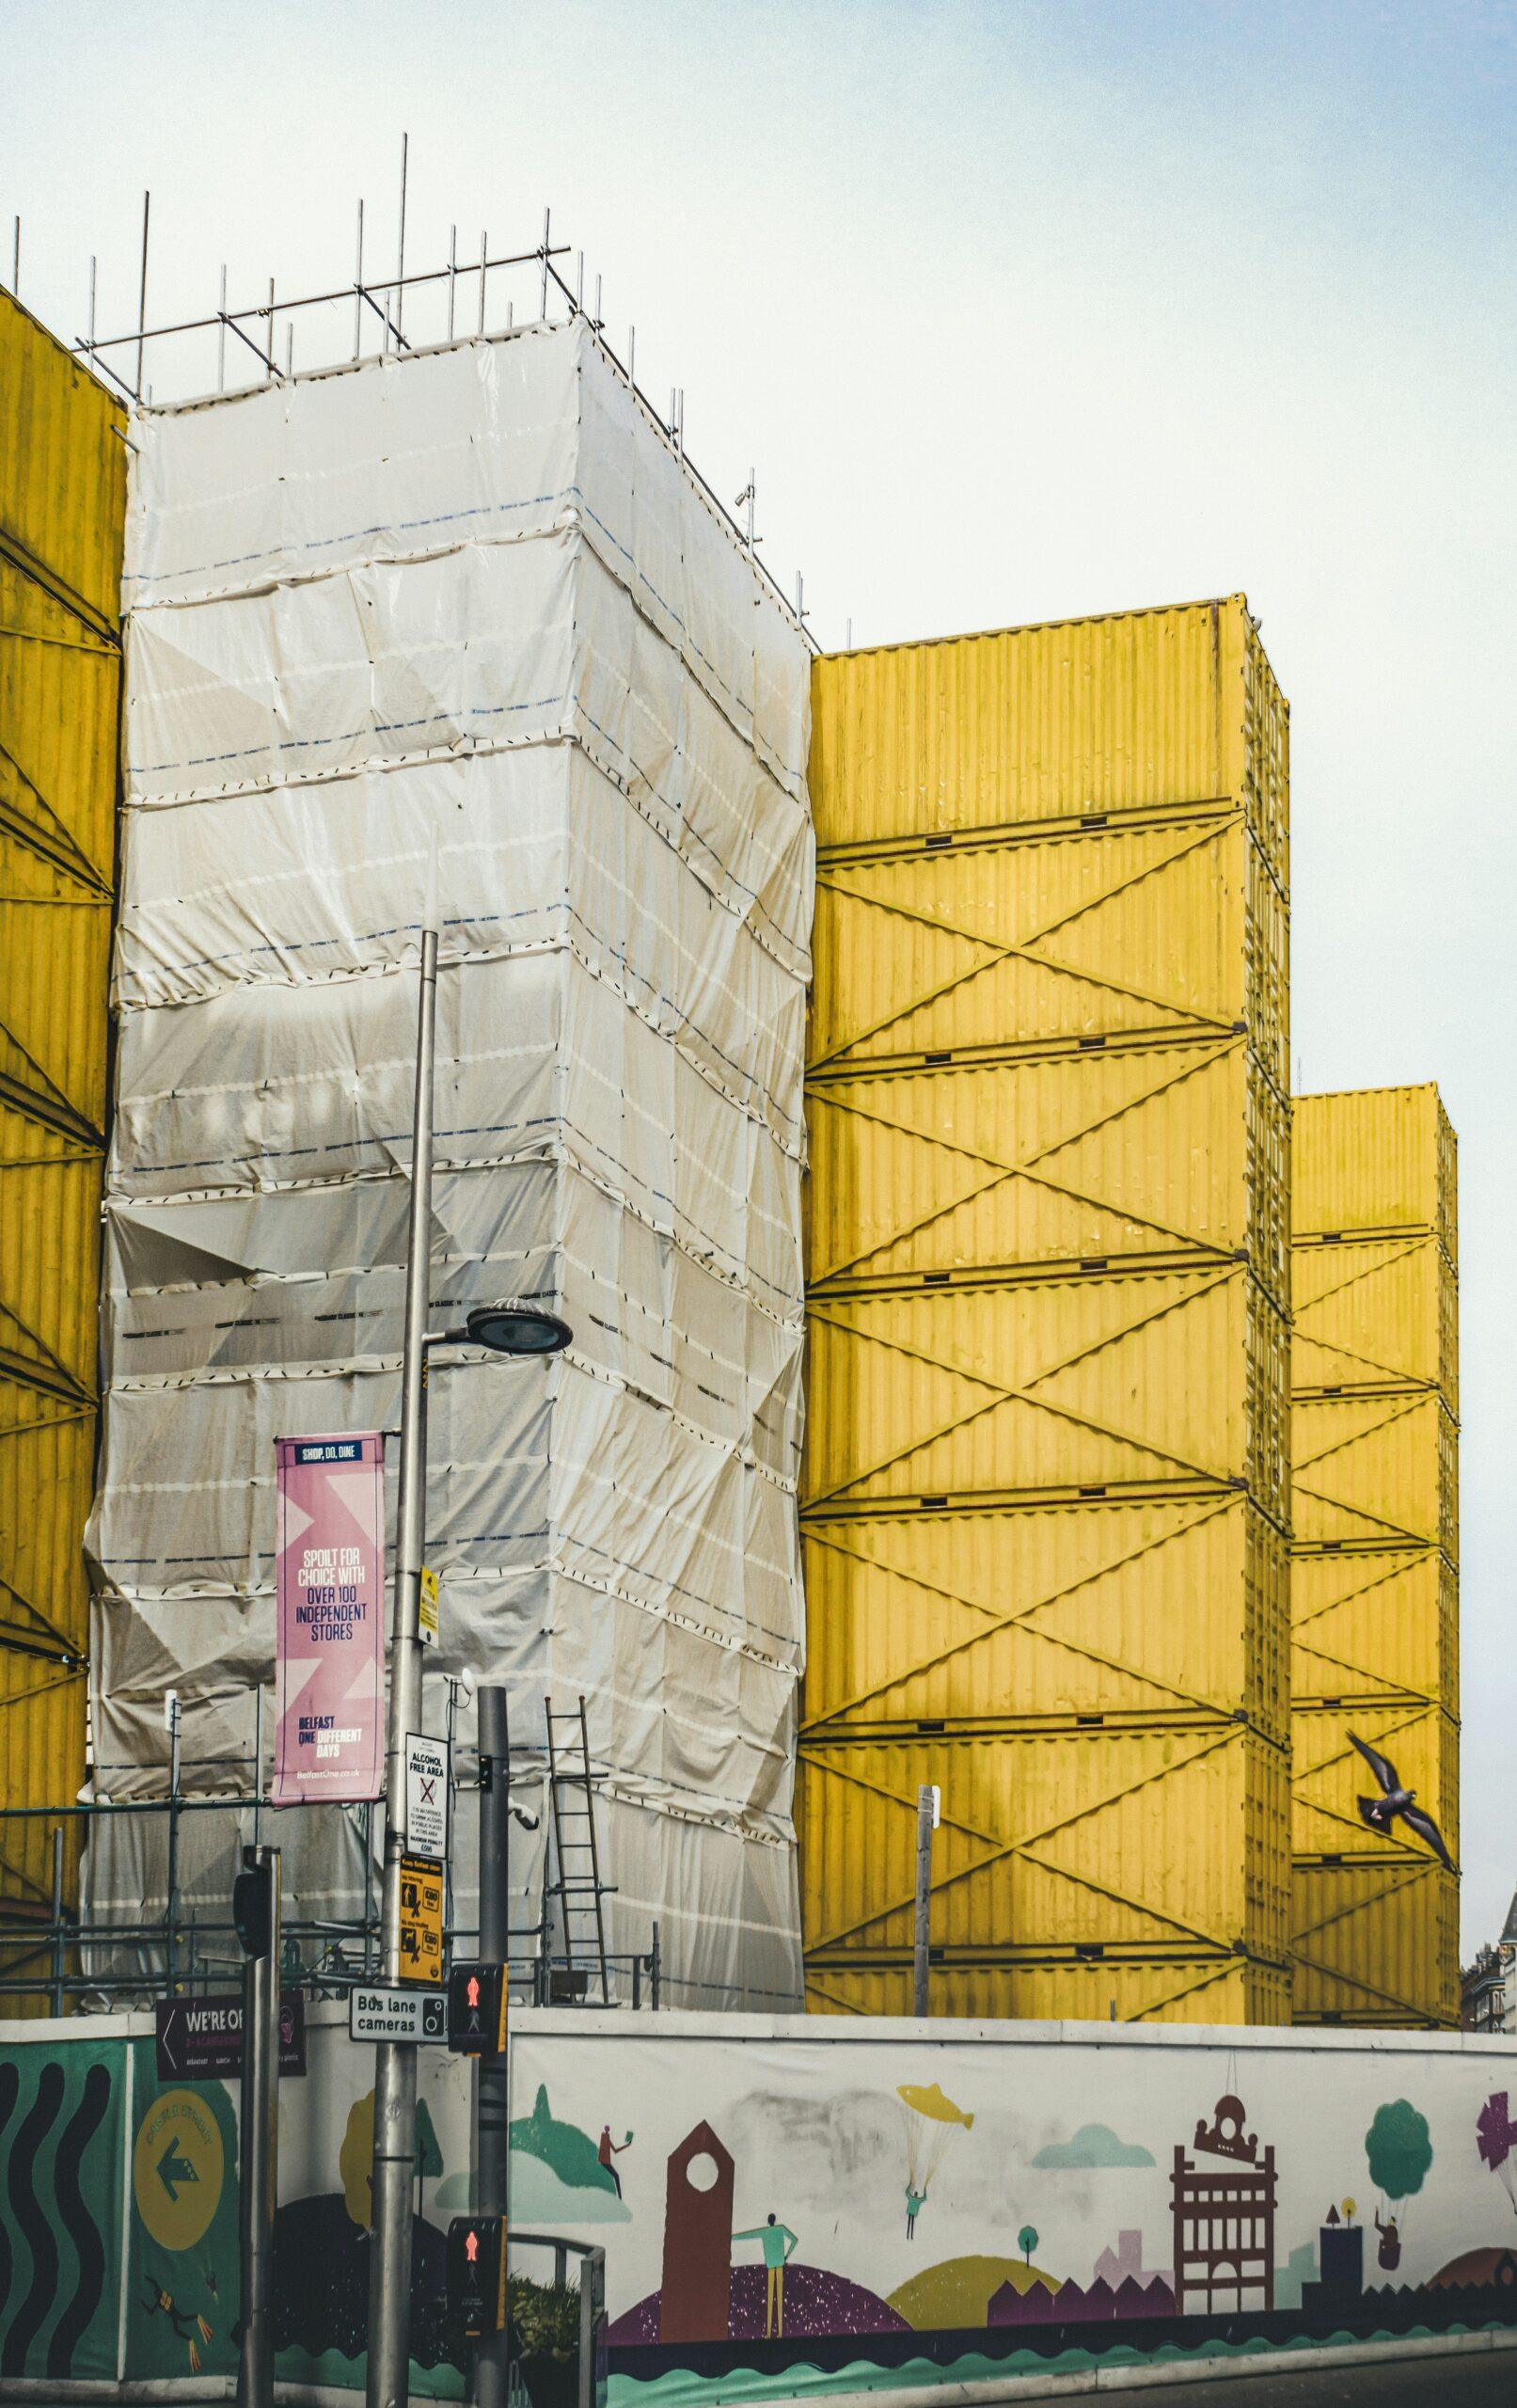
[0,2019,471,2399]
[0,2038,124,2380]
[6,2015,1517,2402]
[507,2023,1517,2401]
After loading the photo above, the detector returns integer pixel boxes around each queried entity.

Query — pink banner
[273,1433,386,1805]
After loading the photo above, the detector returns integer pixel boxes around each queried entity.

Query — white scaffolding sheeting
[87,320,814,2010]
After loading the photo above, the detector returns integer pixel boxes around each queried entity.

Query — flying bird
[1349,1733,1454,1869]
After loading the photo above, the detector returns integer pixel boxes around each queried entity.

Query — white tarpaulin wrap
[88,321,814,2009]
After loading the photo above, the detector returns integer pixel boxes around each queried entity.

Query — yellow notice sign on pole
[399,1852,445,1985]
[419,1565,439,1646]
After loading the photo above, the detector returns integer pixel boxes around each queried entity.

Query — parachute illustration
[897,2083,974,2194]
[1477,2093,1517,2216]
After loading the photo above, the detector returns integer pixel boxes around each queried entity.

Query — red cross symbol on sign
[419,1775,437,1805]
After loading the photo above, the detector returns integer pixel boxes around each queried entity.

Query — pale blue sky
[6,0,1514,1958]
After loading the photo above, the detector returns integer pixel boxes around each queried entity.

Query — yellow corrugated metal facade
[0,292,124,1928]
[801,596,1292,2023]
[1290,1085,1459,2027]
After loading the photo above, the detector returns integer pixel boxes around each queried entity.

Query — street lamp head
[465,1300,573,1357]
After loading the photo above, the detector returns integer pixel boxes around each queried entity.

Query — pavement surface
[1101,2347,1517,2402]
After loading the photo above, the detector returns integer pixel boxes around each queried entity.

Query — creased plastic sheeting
[89,322,813,2011]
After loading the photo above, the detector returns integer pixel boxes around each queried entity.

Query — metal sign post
[366,915,438,2408]
[912,1784,940,2018]
[235,1846,281,2408]
[475,1685,512,2408]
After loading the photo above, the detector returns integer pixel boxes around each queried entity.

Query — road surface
[1076,2346,1517,2402]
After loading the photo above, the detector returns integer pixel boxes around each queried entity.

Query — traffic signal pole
[367,917,438,2408]
[475,1686,512,2408]
[237,1846,281,2408]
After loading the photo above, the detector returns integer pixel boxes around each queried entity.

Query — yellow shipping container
[1294,1234,1456,1406]
[1289,1086,1458,2029]
[807,1956,1293,2027]
[811,816,1287,1097]
[804,1497,1287,1740]
[810,1041,1287,1302]
[1292,1391,1456,1557]
[800,1721,1290,2004]
[1293,1085,1456,1263]
[1291,1861,1458,2030]
[0,291,124,1938]
[1292,1549,1457,1715]
[806,1265,1288,1521]
[803,602,1289,2024]
[809,595,1288,885]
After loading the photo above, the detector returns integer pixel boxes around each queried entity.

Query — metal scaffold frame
[18,133,815,645]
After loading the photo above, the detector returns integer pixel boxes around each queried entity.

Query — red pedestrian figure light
[466,2230,479,2264]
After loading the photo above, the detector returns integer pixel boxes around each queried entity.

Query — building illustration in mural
[1169,2095,1277,2316]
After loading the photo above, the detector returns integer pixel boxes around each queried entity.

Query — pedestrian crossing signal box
[448,1960,507,2053]
[448,2214,507,2340]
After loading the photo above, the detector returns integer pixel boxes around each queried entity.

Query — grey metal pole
[238,1846,281,2408]
[366,916,438,2408]
[49,1826,65,2019]
[475,1687,512,2408]
[912,1784,934,2018]
[577,2248,605,2408]
[166,1690,182,1992]
[134,190,150,400]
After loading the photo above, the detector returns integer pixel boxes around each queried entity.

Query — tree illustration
[1019,2225,1038,2267]
[1365,2100,1432,2206]
[415,2099,444,2222]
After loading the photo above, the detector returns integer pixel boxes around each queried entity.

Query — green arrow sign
[156,2137,200,2202]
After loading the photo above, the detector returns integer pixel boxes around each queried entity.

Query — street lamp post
[366,909,570,2408]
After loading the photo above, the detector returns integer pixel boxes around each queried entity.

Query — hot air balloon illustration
[897,2083,974,2234]
[1477,2093,1517,2217]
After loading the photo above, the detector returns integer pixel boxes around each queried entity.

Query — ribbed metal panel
[809,1045,1286,1297]
[1292,1549,1457,1717]
[1295,1234,1457,1410]
[801,1721,1289,1949]
[811,819,1287,1098]
[807,1265,1288,1521]
[802,599,1289,2023]
[0,298,123,632]
[1291,1861,1458,2031]
[1290,1085,1458,2030]
[1294,1085,1457,1265]
[0,291,123,1940]
[804,1497,1287,1740]
[806,1957,1293,2026]
[810,595,1288,886]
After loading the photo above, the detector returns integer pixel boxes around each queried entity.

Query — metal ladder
[544,1697,615,2004]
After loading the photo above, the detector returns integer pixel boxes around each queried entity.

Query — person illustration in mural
[598,2123,633,2198]
[1375,2209,1402,2271]
[905,2178,927,2238]
[734,2211,799,2337]
[142,2277,213,2373]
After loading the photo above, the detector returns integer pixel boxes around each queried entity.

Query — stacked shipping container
[0,294,124,1931]
[1290,1086,1459,2026]
[801,596,1292,2023]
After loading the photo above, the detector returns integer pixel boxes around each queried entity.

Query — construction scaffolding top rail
[35,150,815,646]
